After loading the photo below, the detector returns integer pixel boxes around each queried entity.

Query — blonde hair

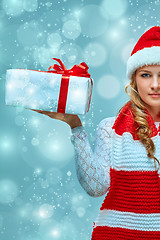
[117,70,160,171]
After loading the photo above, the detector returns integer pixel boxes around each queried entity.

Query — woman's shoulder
[99,116,116,126]
[98,116,116,135]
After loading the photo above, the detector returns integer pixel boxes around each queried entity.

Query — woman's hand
[25,108,83,129]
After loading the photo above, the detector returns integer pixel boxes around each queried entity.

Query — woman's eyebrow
[138,70,152,73]
[138,70,160,73]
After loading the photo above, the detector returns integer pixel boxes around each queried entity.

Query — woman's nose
[151,75,160,88]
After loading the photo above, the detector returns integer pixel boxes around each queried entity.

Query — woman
[31,26,160,239]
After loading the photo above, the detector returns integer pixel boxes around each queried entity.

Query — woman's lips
[149,94,160,98]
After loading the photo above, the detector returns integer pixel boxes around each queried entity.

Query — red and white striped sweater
[71,100,160,240]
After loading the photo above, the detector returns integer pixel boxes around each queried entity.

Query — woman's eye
[141,73,150,77]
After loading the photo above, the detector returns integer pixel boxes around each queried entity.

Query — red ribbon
[48,58,93,114]
[48,58,91,78]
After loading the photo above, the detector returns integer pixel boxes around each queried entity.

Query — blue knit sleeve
[70,117,115,197]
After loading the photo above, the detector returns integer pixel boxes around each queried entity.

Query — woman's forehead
[137,64,160,72]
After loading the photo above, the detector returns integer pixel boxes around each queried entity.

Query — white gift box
[5,69,93,115]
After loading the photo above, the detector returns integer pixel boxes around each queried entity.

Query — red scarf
[112,100,160,139]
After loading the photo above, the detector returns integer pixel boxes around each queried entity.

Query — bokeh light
[62,20,81,40]
[39,219,62,240]
[100,0,128,19]
[84,42,107,67]
[96,75,121,99]
[23,0,38,12]
[79,4,109,38]
[121,42,135,64]
[0,179,18,204]
[0,135,15,155]
[47,33,62,49]
[15,115,26,126]
[33,46,60,70]
[46,168,63,185]
[71,193,90,216]
[2,0,24,16]
[39,203,54,218]
[18,202,33,219]
[59,43,83,65]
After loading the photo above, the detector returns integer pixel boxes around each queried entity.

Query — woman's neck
[144,105,160,122]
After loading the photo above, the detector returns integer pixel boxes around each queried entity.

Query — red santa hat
[126,26,160,80]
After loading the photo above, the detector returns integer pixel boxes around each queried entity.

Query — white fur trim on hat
[126,46,160,80]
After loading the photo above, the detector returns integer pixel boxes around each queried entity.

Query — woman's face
[135,64,160,115]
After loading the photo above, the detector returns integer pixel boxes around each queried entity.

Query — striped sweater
[70,101,160,240]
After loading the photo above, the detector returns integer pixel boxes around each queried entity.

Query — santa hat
[126,26,160,80]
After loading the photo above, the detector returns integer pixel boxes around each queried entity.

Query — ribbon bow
[48,58,91,78]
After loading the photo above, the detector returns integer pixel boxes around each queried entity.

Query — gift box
[5,58,93,115]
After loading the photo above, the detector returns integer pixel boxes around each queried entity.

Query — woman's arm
[70,118,112,197]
